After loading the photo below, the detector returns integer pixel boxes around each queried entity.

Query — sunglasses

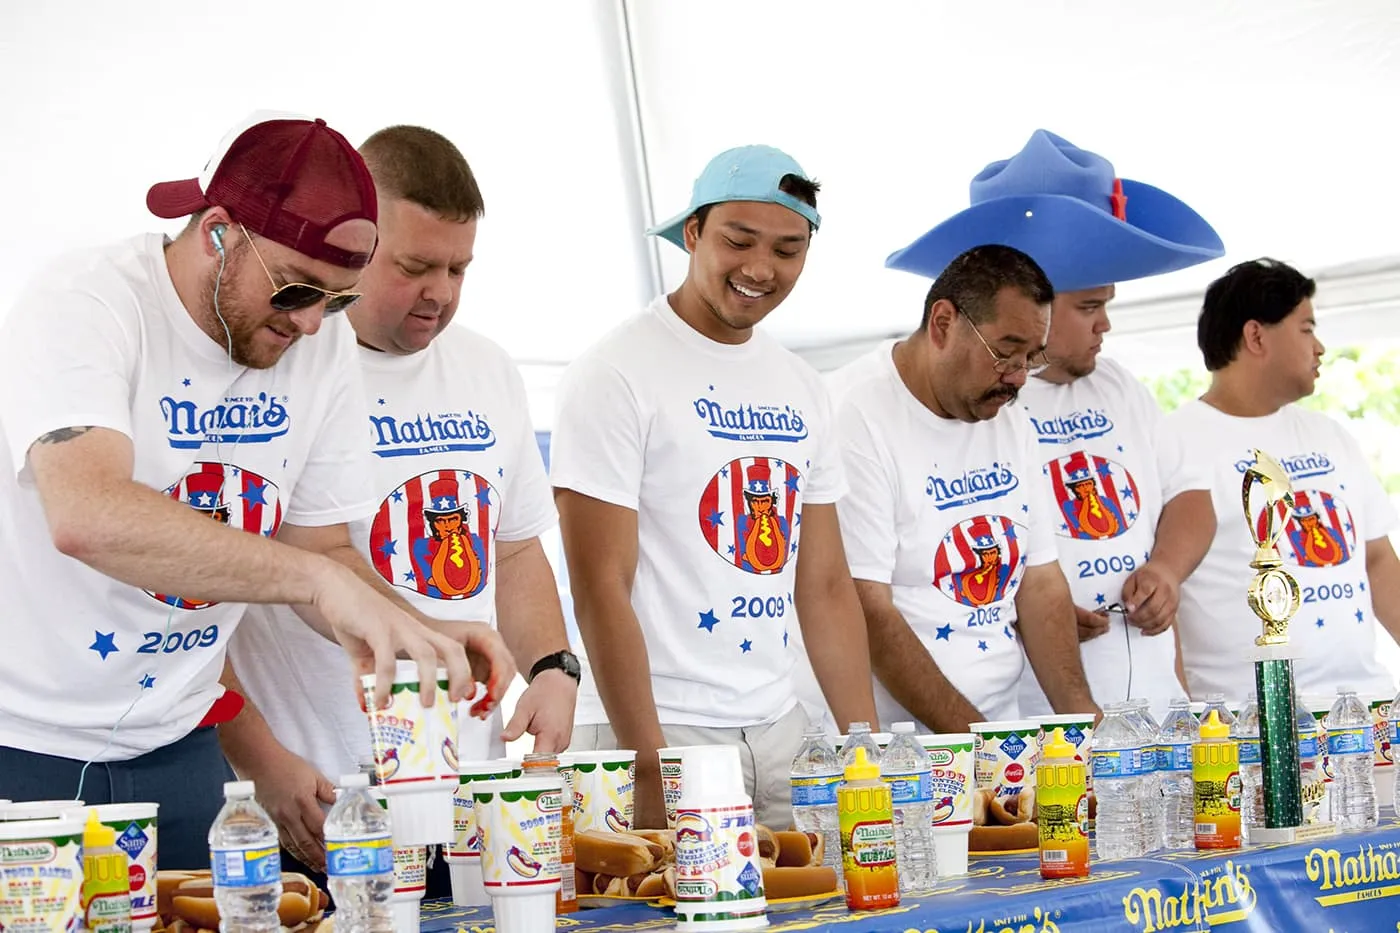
[240,224,362,314]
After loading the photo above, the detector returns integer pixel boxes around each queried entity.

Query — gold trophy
[1241,449,1307,837]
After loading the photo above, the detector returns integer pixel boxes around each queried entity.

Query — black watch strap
[528,649,581,684]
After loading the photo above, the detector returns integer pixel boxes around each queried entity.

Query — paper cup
[389,844,426,933]
[970,720,1040,802]
[569,750,637,833]
[0,800,85,821]
[1369,696,1393,771]
[0,817,86,932]
[92,803,159,931]
[1034,714,1095,790]
[674,746,765,931]
[931,827,970,877]
[472,777,562,933]
[1305,697,1335,783]
[917,733,974,829]
[496,758,524,779]
[362,663,458,846]
[446,761,516,871]
[659,746,709,829]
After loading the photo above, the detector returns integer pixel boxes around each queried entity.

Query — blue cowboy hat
[885,130,1224,291]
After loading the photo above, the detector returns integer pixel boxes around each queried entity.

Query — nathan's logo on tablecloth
[1121,860,1256,932]
[1305,843,1400,907]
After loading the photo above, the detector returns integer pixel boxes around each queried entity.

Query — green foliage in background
[1143,346,1400,493]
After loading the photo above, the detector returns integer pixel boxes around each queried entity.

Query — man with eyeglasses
[828,244,1098,729]
[884,130,1225,720]
[0,112,512,869]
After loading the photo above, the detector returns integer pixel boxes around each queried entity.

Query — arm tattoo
[35,426,94,445]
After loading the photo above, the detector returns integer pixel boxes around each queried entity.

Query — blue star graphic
[497,467,504,478]
[805,460,810,469]
[935,623,953,641]
[727,545,736,555]
[706,510,725,528]
[1042,465,1050,476]
[378,538,398,558]
[181,378,191,387]
[787,593,794,606]
[794,513,801,526]
[1116,445,1124,453]
[1021,504,1029,513]
[783,631,789,647]
[230,467,240,476]
[1128,511,1138,521]
[1060,523,1069,533]
[139,674,156,689]
[785,474,801,494]
[1340,483,1347,491]
[1004,625,1014,640]
[476,486,493,508]
[740,639,753,654]
[1316,619,1326,628]
[403,570,416,582]
[1356,609,1365,623]
[1095,593,1107,605]
[1360,581,1367,592]
[261,528,275,537]
[708,385,715,391]
[1344,522,1353,533]
[720,466,729,479]
[1005,526,1018,542]
[1121,486,1135,500]
[698,610,719,633]
[977,640,989,652]
[377,398,386,406]
[90,631,118,660]
[1096,462,1113,479]
[790,542,799,555]
[391,490,404,503]
[239,478,268,506]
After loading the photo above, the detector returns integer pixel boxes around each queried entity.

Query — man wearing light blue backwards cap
[886,130,1223,720]
[551,145,878,828]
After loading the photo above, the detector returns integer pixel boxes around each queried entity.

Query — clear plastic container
[1231,699,1263,843]
[1158,698,1198,849]
[1089,703,1143,860]
[839,722,884,769]
[1327,688,1379,832]
[208,781,283,933]
[790,726,843,888]
[1125,699,1162,853]
[881,723,937,892]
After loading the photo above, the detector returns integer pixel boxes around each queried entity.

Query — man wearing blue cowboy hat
[885,130,1222,722]
[552,145,878,829]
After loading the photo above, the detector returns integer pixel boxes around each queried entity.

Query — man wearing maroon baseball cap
[0,112,514,869]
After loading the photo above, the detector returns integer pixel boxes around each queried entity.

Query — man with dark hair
[552,145,878,829]
[830,244,1098,729]
[1167,258,1400,702]
[228,124,575,876]
[0,113,511,870]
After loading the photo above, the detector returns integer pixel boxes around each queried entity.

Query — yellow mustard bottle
[81,809,132,933]
[1037,728,1089,878]
[838,746,899,910]
[1193,711,1242,849]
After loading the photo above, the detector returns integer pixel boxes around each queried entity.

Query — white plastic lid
[1337,685,1355,695]
[892,722,915,734]
[340,773,370,789]
[224,781,255,798]
[679,745,744,799]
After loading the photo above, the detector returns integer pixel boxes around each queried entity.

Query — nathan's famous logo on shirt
[1255,488,1356,569]
[1045,450,1139,541]
[160,392,289,449]
[1233,450,1334,481]
[148,461,283,609]
[692,396,808,443]
[925,462,1019,510]
[369,410,496,458]
[371,470,499,600]
[699,457,802,575]
[1029,407,1115,445]
[933,515,1027,608]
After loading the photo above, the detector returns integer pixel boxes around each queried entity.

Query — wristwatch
[528,650,581,685]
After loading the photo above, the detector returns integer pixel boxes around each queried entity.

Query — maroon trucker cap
[147,111,377,269]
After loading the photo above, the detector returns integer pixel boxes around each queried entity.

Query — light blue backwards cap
[646,145,822,250]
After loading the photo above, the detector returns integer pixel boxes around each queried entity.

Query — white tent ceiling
[4,0,1399,409]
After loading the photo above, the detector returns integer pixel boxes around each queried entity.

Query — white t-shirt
[1165,400,1397,703]
[550,295,846,728]
[231,326,556,779]
[832,345,1058,728]
[0,234,373,761]
[1015,357,1203,718]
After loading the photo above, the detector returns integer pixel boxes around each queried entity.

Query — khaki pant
[569,704,810,829]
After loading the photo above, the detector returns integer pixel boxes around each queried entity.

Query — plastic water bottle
[790,727,842,886]
[1125,699,1162,853]
[325,773,394,933]
[208,781,283,933]
[1327,688,1379,831]
[1158,699,1198,849]
[1390,685,1400,810]
[1296,691,1327,824]
[839,722,883,769]
[1090,703,1142,860]
[1231,699,1263,843]
[1201,694,1236,728]
[881,723,937,892]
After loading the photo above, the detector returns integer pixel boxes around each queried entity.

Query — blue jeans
[0,726,234,871]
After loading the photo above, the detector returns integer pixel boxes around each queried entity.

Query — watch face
[562,651,581,677]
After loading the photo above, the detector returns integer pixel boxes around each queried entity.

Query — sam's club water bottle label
[790,774,840,808]
[1162,742,1193,772]
[326,834,394,877]
[211,846,281,887]
[1239,741,1261,765]
[884,771,933,805]
[1327,726,1374,756]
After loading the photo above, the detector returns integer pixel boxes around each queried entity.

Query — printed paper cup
[0,817,86,932]
[0,800,85,821]
[93,803,159,931]
[1034,714,1095,790]
[569,750,637,834]
[917,733,974,829]
[970,720,1040,802]
[1305,696,1335,783]
[389,844,427,933]
[1368,696,1392,770]
[363,662,458,846]
[446,762,516,863]
[472,777,562,933]
[659,746,709,829]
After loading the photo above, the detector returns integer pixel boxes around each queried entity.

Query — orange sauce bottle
[838,747,899,909]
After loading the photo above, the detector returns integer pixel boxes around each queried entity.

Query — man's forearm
[574,590,666,754]
[796,577,878,730]
[1018,569,1098,715]
[217,657,288,777]
[1366,539,1400,645]
[496,539,571,670]
[856,582,982,731]
[1150,490,1215,582]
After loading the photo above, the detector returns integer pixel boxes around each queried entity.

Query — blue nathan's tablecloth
[420,814,1400,932]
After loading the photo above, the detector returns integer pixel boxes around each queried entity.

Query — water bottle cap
[1168,697,1190,707]
[891,721,915,734]
[1199,710,1230,740]
[847,721,871,733]
[843,746,880,782]
[1337,685,1355,696]
[223,780,255,799]
[339,773,370,789]
[1041,728,1077,760]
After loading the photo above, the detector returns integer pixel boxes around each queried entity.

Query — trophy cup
[1241,449,1324,842]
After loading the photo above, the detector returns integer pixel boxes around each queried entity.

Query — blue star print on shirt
[698,610,719,632]
[90,632,118,660]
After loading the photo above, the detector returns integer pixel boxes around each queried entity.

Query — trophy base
[1249,644,1300,662]
[1250,822,1336,845]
